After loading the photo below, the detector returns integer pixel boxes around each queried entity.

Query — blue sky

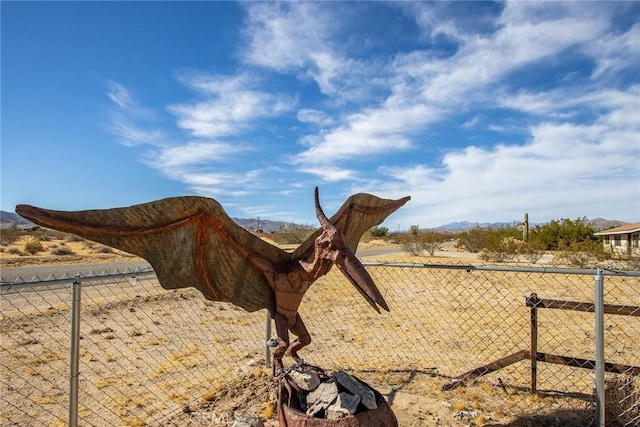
[2,1,639,229]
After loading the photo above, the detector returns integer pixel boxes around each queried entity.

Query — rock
[289,369,321,391]
[266,337,279,347]
[306,378,339,417]
[327,392,361,420]
[453,410,478,421]
[334,370,377,410]
[232,413,264,427]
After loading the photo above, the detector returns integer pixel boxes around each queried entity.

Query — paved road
[357,246,403,259]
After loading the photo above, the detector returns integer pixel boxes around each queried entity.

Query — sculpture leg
[273,312,290,372]
[286,314,311,363]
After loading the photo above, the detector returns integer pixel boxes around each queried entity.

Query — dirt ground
[0,234,140,268]
[0,235,492,426]
[163,370,460,427]
[2,234,638,426]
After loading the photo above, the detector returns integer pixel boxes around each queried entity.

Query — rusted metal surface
[16,188,410,370]
[277,369,398,427]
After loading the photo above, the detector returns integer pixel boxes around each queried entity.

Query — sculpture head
[313,187,389,312]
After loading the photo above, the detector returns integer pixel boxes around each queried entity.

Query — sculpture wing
[292,193,411,259]
[16,197,289,314]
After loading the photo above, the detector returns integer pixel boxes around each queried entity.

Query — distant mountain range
[0,210,311,234]
[231,217,313,234]
[1,211,33,228]
[1,210,629,233]
[435,217,628,232]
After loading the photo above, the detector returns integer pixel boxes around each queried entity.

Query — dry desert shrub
[1,227,23,244]
[24,239,45,255]
[6,247,23,255]
[605,373,640,426]
[50,247,76,256]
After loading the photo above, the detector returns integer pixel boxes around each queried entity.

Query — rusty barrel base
[277,375,398,427]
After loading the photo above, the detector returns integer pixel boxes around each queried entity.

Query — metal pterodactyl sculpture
[16,188,410,370]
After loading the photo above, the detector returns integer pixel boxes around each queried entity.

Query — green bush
[554,240,603,268]
[369,226,389,238]
[530,217,598,250]
[456,227,489,253]
[478,226,521,262]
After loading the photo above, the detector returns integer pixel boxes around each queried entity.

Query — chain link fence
[2,262,639,426]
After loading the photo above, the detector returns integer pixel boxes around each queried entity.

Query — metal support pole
[594,268,605,427]
[529,293,538,394]
[69,277,81,427]
[265,310,272,368]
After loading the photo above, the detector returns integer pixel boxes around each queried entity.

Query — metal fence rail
[1,263,639,426]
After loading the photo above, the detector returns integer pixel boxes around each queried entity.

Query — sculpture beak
[334,249,389,313]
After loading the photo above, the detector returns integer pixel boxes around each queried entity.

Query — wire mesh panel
[2,263,639,426]
[75,273,266,425]
[602,272,640,427]
[1,281,73,426]
[1,272,268,426]
[300,262,640,425]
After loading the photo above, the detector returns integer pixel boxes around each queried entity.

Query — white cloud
[242,3,331,71]
[241,2,384,102]
[462,116,481,129]
[298,166,356,182]
[146,141,246,169]
[104,74,294,200]
[370,100,640,226]
[168,72,295,138]
[297,109,334,127]
[242,2,338,95]
[105,81,166,147]
[416,8,608,104]
[293,101,437,166]
[407,1,500,43]
[106,81,133,108]
[287,1,615,172]
[101,3,638,225]
[107,121,165,147]
[587,22,640,79]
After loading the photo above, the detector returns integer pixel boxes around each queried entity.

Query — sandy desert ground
[2,234,638,426]
[1,235,467,426]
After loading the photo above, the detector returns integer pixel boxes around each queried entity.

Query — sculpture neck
[299,250,334,280]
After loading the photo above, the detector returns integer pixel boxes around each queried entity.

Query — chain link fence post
[594,268,605,427]
[69,275,81,427]
[265,310,272,369]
